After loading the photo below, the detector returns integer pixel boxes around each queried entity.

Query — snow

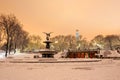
[0,50,120,80]
[0,50,5,59]
[0,59,120,80]
[100,50,120,57]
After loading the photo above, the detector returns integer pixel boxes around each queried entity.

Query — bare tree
[79,38,89,50]
[19,30,29,52]
[64,35,76,50]
[51,35,69,51]
[0,14,24,57]
[90,35,105,49]
[0,26,6,48]
[104,35,119,50]
[51,35,80,51]
[26,35,42,51]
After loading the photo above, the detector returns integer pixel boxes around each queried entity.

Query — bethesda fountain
[39,32,57,58]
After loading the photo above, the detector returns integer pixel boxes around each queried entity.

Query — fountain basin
[39,49,57,58]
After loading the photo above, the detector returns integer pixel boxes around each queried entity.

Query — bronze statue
[43,32,53,40]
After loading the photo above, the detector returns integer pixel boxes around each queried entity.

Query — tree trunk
[109,39,112,50]
[9,40,12,55]
[5,36,9,57]
[5,42,8,57]
[9,38,13,54]
[5,30,10,57]
[14,43,16,54]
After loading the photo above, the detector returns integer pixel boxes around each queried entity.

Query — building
[66,50,98,58]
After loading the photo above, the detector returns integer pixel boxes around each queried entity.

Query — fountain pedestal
[43,41,52,49]
[39,32,56,58]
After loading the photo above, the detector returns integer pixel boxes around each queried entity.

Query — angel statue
[43,32,53,40]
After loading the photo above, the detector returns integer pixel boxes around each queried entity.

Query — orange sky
[0,0,120,41]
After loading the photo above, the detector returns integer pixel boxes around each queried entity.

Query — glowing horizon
[0,0,120,41]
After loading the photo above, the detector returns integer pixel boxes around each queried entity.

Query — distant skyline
[0,0,120,40]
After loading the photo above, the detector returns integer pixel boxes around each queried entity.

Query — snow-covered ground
[0,50,5,59]
[0,59,120,80]
[0,49,37,59]
[0,50,120,80]
[100,50,120,57]
[1,50,120,59]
